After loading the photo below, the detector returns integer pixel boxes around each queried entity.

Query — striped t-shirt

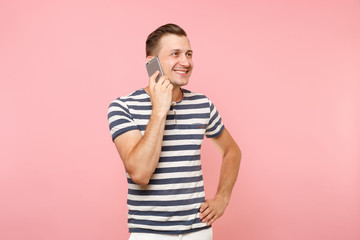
[107,88,224,234]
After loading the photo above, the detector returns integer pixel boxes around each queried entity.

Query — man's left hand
[199,196,229,225]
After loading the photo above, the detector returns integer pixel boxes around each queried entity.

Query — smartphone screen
[146,56,164,82]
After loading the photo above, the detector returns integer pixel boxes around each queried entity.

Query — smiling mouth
[173,69,189,74]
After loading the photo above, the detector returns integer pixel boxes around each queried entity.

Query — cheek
[166,61,177,71]
[187,59,194,67]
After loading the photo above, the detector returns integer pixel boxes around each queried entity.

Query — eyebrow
[170,49,193,53]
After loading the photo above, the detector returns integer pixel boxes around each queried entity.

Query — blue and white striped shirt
[108,88,224,234]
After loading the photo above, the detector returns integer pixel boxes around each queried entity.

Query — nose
[179,54,190,67]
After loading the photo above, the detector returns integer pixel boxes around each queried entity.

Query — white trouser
[129,227,213,240]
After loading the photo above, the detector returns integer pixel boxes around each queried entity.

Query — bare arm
[114,71,173,185]
[199,128,241,225]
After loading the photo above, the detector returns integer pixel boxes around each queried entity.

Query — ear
[146,56,154,63]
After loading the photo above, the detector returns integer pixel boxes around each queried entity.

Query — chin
[171,75,190,85]
[173,79,189,87]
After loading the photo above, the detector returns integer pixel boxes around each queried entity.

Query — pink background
[1,0,359,239]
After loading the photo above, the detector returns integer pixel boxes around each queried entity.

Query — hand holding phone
[146,56,173,116]
[146,56,164,83]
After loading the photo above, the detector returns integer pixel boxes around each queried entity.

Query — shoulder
[182,88,210,103]
[108,89,149,108]
[181,89,219,112]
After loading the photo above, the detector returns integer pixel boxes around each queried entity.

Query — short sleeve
[205,99,224,138]
[108,98,140,142]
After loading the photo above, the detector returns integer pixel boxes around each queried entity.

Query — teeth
[174,70,187,73]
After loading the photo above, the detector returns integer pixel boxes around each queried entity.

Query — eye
[172,52,179,56]
[186,52,193,57]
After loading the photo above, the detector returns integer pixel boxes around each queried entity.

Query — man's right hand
[148,71,173,117]
[113,71,172,185]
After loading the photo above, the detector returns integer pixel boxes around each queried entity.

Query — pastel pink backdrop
[1,0,359,239]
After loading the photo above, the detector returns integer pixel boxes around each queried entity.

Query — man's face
[156,34,193,87]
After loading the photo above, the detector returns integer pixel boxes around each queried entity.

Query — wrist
[151,109,168,120]
[215,193,230,206]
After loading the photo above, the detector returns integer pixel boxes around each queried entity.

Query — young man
[108,23,241,240]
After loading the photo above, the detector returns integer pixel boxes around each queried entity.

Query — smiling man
[108,23,241,240]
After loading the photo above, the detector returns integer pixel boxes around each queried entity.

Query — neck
[171,86,183,103]
[144,85,183,103]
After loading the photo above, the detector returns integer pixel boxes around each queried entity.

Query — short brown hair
[146,23,187,57]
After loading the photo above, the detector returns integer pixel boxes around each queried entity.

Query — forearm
[215,146,241,204]
[126,113,167,184]
[199,145,241,225]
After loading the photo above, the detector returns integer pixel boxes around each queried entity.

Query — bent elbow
[125,160,154,185]
[129,173,151,186]
[132,177,150,186]
[237,146,242,160]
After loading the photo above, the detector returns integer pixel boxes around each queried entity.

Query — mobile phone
[146,56,164,83]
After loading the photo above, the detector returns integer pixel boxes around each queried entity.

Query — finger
[155,75,167,87]
[199,202,209,213]
[203,211,216,225]
[207,215,218,225]
[199,207,211,220]
[163,80,172,88]
[204,210,216,222]
[159,75,170,84]
[149,71,160,86]
[168,83,173,90]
